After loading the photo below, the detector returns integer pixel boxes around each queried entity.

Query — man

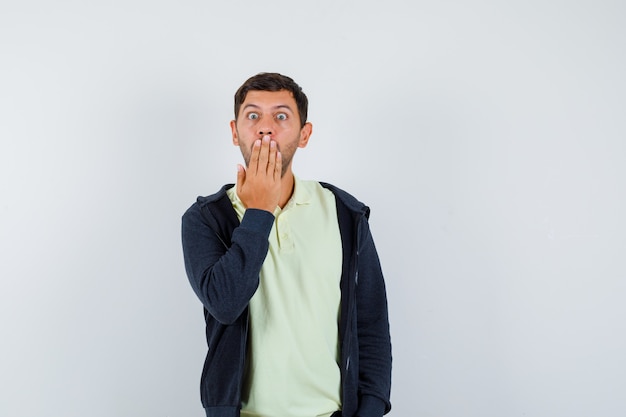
[181,72,391,417]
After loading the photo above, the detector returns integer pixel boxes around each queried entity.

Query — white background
[1,1,625,416]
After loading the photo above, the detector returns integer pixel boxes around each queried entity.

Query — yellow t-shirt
[227,177,343,417]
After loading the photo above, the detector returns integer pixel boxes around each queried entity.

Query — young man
[181,73,392,417]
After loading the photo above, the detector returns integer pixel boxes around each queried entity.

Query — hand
[236,135,282,212]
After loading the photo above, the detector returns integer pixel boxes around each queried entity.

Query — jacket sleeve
[355,217,392,417]
[181,203,275,324]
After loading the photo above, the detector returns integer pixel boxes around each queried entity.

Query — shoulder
[185,184,234,210]
[181,184,242,243]
[318,181,370,218]
[182,184,235,222]
[195,184,235,206]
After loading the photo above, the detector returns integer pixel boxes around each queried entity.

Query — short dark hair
[234,72,308,127]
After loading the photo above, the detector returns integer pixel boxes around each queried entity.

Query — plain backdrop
[1,1,625,416]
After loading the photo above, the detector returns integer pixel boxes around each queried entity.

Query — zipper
[237,308,249,400]
[214,231,228,250]
[343,210,364,378]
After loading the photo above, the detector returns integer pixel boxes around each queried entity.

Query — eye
[247,112,259,120]
[276,113,288,121]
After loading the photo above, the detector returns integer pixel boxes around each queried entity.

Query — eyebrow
[242,104,294,113]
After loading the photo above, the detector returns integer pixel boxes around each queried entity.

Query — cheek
[236,120,255,134]
[279,140,298,155]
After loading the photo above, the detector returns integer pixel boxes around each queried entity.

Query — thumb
[236,164,245,193]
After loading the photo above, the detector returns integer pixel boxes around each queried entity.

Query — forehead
[241,89,297,109]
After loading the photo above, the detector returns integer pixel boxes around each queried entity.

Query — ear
[230,120,239,146]
[298,122,313,148]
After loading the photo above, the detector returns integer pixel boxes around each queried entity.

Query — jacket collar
[196,181,369,219]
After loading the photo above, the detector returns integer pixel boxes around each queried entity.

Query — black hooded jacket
[181,182,392,417]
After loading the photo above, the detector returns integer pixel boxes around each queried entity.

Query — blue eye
[276,113,287,121]
[247,113,259,120]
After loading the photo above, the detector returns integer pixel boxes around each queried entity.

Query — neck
[278,170,295,209]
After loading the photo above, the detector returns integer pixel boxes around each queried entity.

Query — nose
[258,118,275,137]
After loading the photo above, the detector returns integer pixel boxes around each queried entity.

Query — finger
[249,139,262,175]
[268,140,277,176]
[274,151,282,180]
[257,135,271,174]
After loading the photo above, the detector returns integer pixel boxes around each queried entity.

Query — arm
[182,205,274,324]
[355,218,392,417]
[181,135,282,324]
